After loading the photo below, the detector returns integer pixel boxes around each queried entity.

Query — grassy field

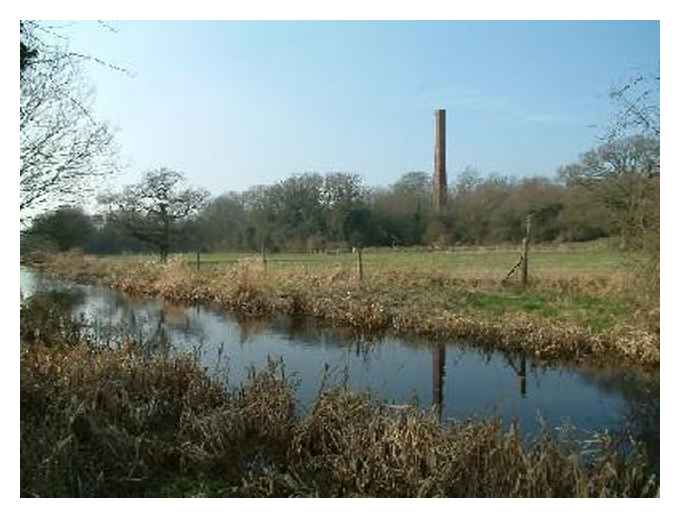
[27,239,659,366]
[107,240,627,277]
[99,241,639,332]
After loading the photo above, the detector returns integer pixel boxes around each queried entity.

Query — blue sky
[57,20,659,195]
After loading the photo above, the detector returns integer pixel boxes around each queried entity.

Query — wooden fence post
[357,247,364,282]
[261,243,267,273]
[196,249,201,271]
[521,214,532,289]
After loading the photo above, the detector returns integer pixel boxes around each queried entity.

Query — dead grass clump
[237,388,658,497]
[42,250,98,279]
[177,358,297,481]
[230,267,269,315]
[29,253,659,366]
[20,339,297,497]
[21,337,658,497]
[153,258,206,302]
[21,341,226,496]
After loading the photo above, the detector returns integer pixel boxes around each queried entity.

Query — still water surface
[21,267,658,462]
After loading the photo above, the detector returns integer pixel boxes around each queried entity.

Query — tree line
[21,132,659,259]
[19,21,659,263]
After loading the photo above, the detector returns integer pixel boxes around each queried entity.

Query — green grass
[461,291,629,332]
[110,239,627,277]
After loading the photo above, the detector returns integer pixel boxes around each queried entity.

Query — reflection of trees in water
[20,288,89,346]
[234,315,270,345]
[253,318,551,421]
[140,303,209,355]
[25,288,87,312]
[144,307,170,353]
[21,270,80,300]
[576,366,659,470]
[73,291,210,355]
[497,354,658,470]
[257,315,382,360]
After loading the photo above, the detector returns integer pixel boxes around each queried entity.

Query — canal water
[20,268,659,463]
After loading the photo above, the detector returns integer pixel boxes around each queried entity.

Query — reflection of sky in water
[21,268,658,452]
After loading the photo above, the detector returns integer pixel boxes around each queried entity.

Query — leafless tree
[606,70,660,142]
[604,70,660,290]
[105,168,210,262]
[20,21,120,223]
[559,135,659,250]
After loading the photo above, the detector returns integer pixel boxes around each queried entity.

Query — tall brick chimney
[433,109,447,213]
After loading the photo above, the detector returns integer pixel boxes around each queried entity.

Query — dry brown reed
[30,252,659,367]
[21,337,658,497]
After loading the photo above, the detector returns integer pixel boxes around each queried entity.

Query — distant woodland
[22,140,659,256]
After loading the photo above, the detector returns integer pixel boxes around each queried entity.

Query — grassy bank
[21,339,658,497]
[27,243,659,367]
[100,240,626,273]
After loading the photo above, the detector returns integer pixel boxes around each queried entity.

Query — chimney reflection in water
[432,344,446,421]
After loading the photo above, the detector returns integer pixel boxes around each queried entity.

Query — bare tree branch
[20,21,121,223]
